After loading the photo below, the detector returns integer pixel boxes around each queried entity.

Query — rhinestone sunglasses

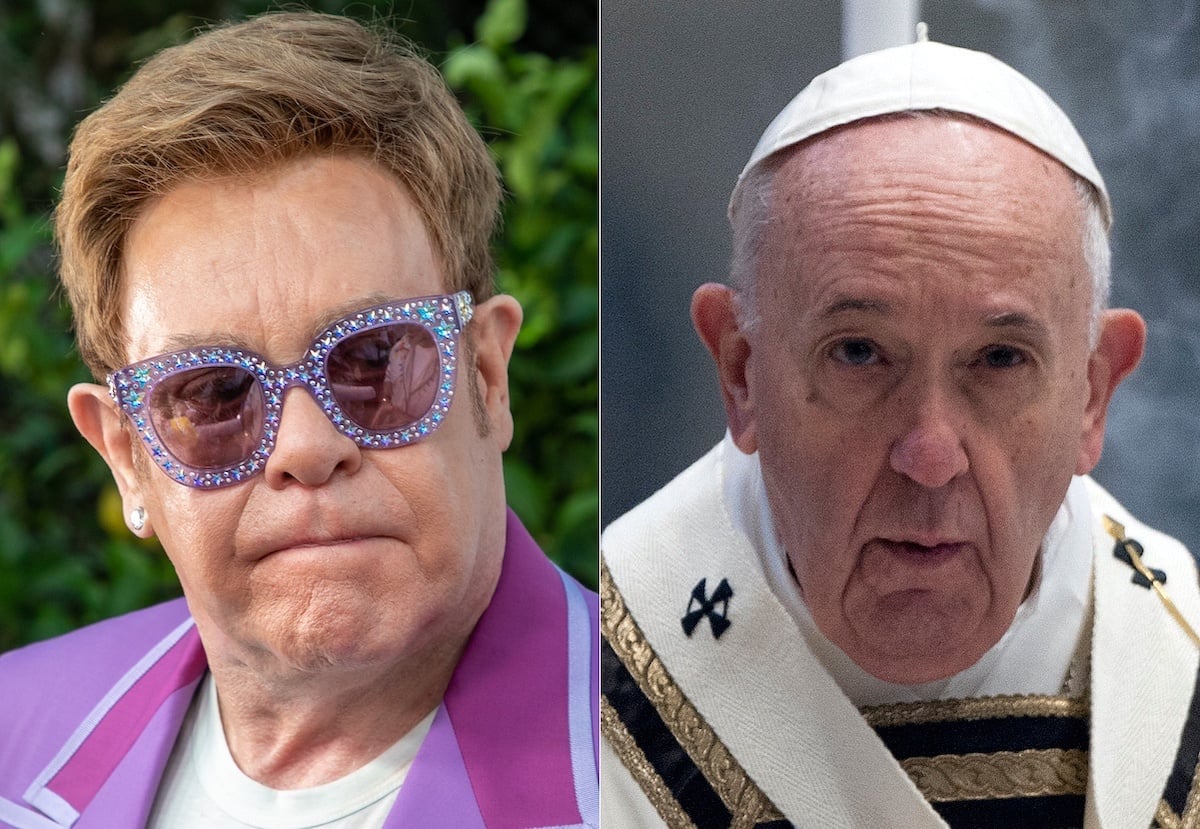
[108,292,473,489]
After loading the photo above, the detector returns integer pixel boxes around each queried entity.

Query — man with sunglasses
[602,36,1200,829]
[0,12,597,828]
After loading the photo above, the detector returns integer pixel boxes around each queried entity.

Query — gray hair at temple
[727,113,1112,345]
[724,40,1113,346]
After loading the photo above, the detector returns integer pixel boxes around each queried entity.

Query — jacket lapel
[387,509,598,828]
[23,620,205,828]
[383,704,486,828]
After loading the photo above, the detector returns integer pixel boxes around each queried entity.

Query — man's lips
[240,500,409,561]
[878,544,969,563]
[858,537,974,592]
[252,533,387,561]
[867,537,973,568]
[879,533,969,549]
[882,540,968,555]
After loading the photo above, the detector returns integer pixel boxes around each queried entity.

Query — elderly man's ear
[471,294,524,451]
[67,384,155,538]
[1076,308,1146,475]
[692,283,758,454]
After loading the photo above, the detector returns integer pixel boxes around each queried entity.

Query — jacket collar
[23,617,206,828]
[19,509,597,829]
[387,508,598,828]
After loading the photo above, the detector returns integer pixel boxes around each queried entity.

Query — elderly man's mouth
[891,540,965,554]
[870,538,972,564]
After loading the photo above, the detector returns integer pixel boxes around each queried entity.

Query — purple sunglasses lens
[327,322,441,431]
[141,320,445,475]
[148,366,265,470]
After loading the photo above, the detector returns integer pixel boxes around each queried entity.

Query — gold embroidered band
[899,748,1088,803]
[601,697,699,829]
[1153,753,1200,828]
[601,561,787,828]
[861,695,1088,729]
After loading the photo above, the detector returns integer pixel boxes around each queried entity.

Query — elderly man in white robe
[601,36,1200,829]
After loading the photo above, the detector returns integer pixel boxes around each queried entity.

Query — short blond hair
[56,11,501,379]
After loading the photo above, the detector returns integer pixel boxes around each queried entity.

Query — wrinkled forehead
[752,116,1093,321]
[119,154,447,366]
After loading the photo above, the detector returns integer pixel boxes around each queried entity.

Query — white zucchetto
[731,39,1110,228]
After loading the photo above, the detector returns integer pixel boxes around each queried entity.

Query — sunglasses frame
[107,291,473,489]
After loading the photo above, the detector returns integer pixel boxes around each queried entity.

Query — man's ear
[691,283,757,454]
[67,383,155,537]
[1076,308,1146,474]
[470,294,523,450]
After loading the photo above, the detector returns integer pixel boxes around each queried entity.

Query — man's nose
[888,389,969,489]
[263,386,362,488]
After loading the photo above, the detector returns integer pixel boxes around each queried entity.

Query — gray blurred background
[601,1,1200,556]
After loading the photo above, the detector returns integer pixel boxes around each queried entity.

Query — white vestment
[601,438,1200,829]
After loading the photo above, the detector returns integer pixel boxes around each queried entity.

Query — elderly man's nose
[264,387,362,488]
[888,400,969,489]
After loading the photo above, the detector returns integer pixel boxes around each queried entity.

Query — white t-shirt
[148,672,435,828]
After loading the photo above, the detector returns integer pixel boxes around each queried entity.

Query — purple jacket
[0,510,598,829]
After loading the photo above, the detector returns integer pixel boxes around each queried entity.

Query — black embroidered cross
[1113,535,1167,589]
[1104,513,1200,648]
[681,577,733,639]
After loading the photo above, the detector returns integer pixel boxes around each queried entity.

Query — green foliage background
[0,0,597,653]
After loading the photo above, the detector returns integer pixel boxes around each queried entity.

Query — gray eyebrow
[983,311,1051,340]
[816,300,1051,342]
[816,297,892,318]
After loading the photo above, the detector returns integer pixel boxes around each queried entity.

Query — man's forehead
[752,126,1093,334]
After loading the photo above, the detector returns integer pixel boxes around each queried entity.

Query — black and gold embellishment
[1103,514,1200,826]
[1104,515,1200,648]
[1152,667,1200,828]
[861,695,1090,828]
[602,562,791,829]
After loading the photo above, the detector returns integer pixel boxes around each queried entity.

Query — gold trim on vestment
[861,694,1089,728]
[1156,798,1182,829]
[1183,758,1200,828]
[899,748,1088,803]
[601,561,786,828]
[1153,736,1200,828]
[601,697,699,829]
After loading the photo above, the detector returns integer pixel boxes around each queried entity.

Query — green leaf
[502,457,547,529]
[442,44,503,89]
[476,0,527,50]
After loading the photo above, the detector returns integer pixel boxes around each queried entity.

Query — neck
[203,626,468,790]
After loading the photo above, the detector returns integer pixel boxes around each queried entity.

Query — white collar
[721,431,1094,706]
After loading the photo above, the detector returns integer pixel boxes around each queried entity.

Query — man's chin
[842,616,998,685]
[270,628,404,674]
[245,599,430,676]
[856,650,985,686]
